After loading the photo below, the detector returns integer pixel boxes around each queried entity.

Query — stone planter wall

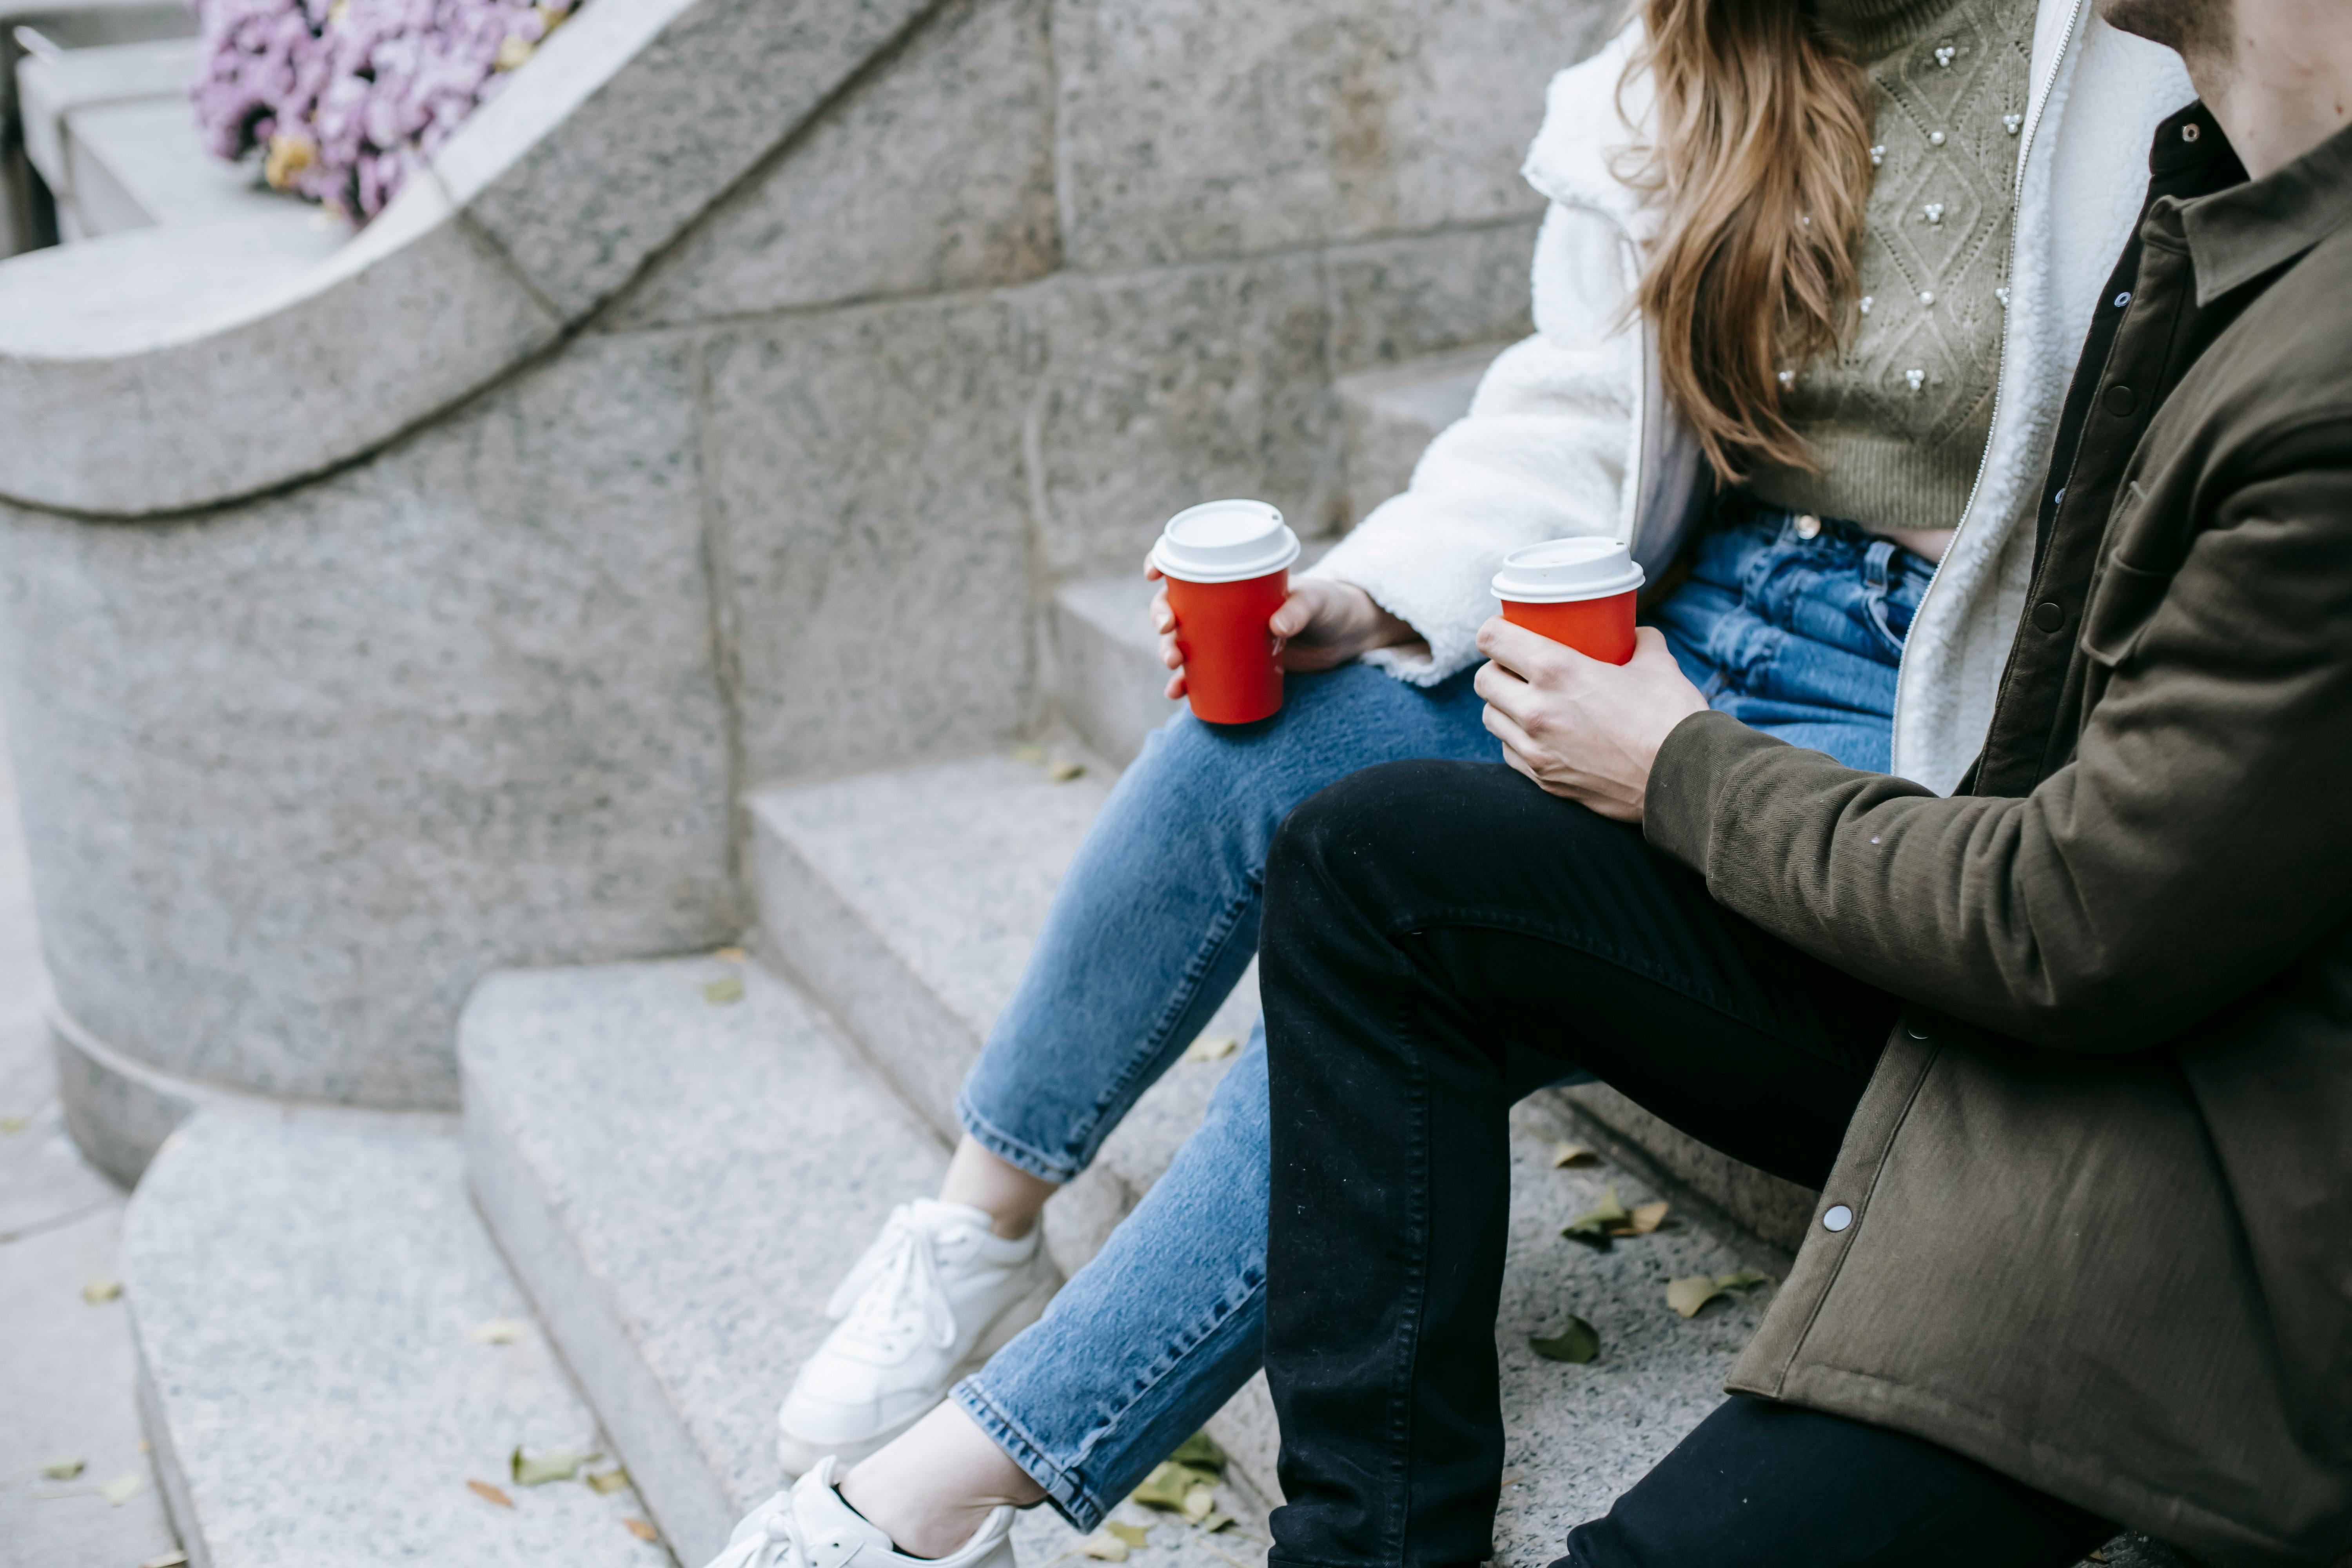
[0,0,1612,1176]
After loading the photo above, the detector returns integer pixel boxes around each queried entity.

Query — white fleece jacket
[1305,0,2190,794]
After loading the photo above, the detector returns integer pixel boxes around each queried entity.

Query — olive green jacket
[1646,118,2352,1565]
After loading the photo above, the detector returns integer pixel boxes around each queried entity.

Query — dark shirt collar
[2174,113,2352,306]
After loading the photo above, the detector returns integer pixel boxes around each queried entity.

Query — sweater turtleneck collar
[1809,0,1965,62]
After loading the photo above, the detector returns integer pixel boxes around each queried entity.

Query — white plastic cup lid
[1490,537,1645,603]
[1150,499,1301,583]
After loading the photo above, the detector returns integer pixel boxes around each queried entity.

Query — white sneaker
[703,1455,1017,1568]
[777,1199,1058,1474]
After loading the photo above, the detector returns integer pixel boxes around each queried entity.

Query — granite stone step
[121,1107,662,1568]
[452,950,1824,1565]
[459,954,1273,1568]
[747,753,1261,1263]
[1332,342,1504,530]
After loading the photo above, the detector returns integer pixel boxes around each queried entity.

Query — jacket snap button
[2032,600,2066,633]
[2104,383,2138,417]
[1794,513,1822,539]
[1823,1205,1855,1232]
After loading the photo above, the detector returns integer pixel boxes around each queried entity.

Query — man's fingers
[1161,632,1183,670]
[1476,662,1546,734]
[1478,616,1584,684]
[1482,701,1546,764]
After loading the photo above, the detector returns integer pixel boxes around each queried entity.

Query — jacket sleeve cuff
[1643,710,1789,873]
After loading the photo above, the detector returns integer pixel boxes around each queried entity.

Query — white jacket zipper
[1887,0,2086,783]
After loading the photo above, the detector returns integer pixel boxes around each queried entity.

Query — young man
[1254,1,2352,1564]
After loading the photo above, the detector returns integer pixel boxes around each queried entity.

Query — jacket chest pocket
[2080,481,2180,671]
[2079,554,2174,670]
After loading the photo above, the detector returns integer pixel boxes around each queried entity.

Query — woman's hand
[1473,618,1708,823]
[1147,564,1421,700]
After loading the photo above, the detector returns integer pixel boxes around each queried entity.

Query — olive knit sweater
[1747,0,2035,532]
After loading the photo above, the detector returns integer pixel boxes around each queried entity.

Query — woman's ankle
[940,1136,1056,1241]
[837,1404,1047,1558]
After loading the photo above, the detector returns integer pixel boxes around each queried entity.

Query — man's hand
[1474,618,1708,823]
[1148,564,1421,699]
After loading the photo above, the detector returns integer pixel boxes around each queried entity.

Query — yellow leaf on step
[1550,1142,1599,1168]
[625,1518,659,1542]
[1078,1534,1129,1561]
[468,1479,515,1509]
[1184,1035,1239,1063]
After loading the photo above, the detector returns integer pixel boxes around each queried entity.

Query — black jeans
[1257,760,2113,1568]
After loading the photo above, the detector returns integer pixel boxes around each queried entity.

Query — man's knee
[1267,759,1541,916]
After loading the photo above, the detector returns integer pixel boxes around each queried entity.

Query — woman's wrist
[1330,581,1418,653]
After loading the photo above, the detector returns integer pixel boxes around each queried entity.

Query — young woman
[703,3,2190,1566]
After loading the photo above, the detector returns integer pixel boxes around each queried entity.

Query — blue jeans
[951,507,1931,1529]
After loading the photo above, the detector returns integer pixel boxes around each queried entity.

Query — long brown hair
[1626,0,1876,482]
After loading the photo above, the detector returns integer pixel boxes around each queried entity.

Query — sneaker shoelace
[824,1204,960,1356]
[710,1497,814,1568]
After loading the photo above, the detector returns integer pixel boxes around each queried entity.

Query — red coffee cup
[1151,499,1303,725]
[1491,537,1646,664]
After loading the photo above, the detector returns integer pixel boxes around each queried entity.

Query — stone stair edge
[122,1103,664,1568]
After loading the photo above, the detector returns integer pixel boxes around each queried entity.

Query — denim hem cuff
[956,1091,1082,1185]
[951,1379,1111,1532]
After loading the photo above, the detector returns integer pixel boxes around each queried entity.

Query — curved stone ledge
[0,333,741,1117]
[0,0,943,518]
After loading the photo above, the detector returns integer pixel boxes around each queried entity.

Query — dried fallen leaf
[468,1479,515,1508]
[140,1553,189,1568]
[1170,1431,1227,1472]
[624,1517,659,1542]
[1561,1187,1674,1248]
[1664,1276,1723,1318]
[100,1472,141,1506]
[702,975,744,1005]
[82,1279,122,1305]
[1078,1534,1130,1561]
[0,1113,28,1134]
[40,1456,84,1480]
[1560,1187,1632,1249]
[467,1318,528,1345]
[1624,1200,1671,1236]
[714,946,746,964]
[1550,1141,1599,1168]
[586,1467,631,1495]
[512,1446,597,1487]
[1528,1315,1601,1364]
[1047,759,1086,783]
[1131,1460,1221,1512]
[1666,1270,1773,1319]
[2087,1553,2109,1564]
[1184,1034,1240,1063]
[1010,744,1047,765]
[1199,1510,1235,1534]
[1106,1521,1152,1549]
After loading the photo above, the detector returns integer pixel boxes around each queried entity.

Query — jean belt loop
[1863,537,1895,593]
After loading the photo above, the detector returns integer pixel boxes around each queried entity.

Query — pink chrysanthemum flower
[191,0,580,220]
